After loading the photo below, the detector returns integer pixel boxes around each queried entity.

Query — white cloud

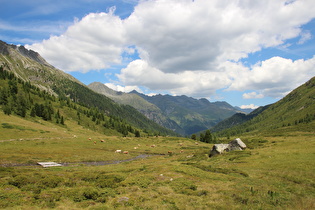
[124,0,315,73]
[228,56,315,98]
[28,11,126,72]
[105,83,142,93]
[116,55,315,99]
[243,92,264,99]
[240,104,259,109]
[298,30,312,44]
[117,59,231,97]
[26,0,315,99]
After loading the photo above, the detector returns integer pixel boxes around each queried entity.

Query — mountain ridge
[0,40,177,136]
[89,82,246,136]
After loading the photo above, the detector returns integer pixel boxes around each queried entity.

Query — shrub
[96,174,125,188]
[82,187,99,200]
[8,175,36,188]
[39,176,63,188]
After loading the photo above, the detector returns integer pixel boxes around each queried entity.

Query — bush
[39,176,63,188]
[96,174,125,188]
[8,175,36,188]
[82,187,99,200]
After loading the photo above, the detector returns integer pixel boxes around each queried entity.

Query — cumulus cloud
[27,0,315,99]
[228,56,315,98]
[117,59,231,97]
[117,55,315,99]
[125,0,315,73]
[28,10,126,72]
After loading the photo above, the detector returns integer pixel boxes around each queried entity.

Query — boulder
[229,138,246,150]
[209,144,230,157]
[209,138,246,157]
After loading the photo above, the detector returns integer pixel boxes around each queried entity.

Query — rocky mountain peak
[0,40,51,67]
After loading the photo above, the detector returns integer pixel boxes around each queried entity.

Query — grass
[0,113,314,209]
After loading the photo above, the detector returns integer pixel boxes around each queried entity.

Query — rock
[209,138,246,157]
[209,144,230,156]
[229,138,246,150]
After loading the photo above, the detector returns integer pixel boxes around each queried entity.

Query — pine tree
[8,80,18,95]
[135,130,141,137]
[3,103,12,115]
[0,87,8,105]
[60,116,64,125]
[30,107,36,117]
[204,130,212,143]
[199,133,205,142]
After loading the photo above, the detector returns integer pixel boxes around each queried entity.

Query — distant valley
[88,82,251,136]
[1,39,314,139]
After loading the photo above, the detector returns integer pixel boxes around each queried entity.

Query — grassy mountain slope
[216,76,315,136]
[88,82,185,135]
[0,40,176,136]
[211,105,270,132]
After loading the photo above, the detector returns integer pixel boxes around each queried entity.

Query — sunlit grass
[0,115,314,209]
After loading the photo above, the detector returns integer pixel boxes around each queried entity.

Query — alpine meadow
[2,0,315,209]
[0,36,314,210]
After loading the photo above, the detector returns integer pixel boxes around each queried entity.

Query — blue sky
[1,0,315,109]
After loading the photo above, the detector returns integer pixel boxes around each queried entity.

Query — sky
[1,0,315,109]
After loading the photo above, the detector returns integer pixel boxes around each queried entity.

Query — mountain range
[88,82,247,136]
[1,39,314,138]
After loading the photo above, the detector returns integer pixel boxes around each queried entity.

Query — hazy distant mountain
[89,82,242,136]
[234,106,255,114]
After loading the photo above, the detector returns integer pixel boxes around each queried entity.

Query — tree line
[191,129,218,144]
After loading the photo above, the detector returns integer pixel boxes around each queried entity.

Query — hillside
[89,81,242,136]
[211,105,270,133]
[1,111,314,209]
[0,40,176,136]
[215,76,315,136]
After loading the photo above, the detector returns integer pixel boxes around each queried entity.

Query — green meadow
[0,114,314,209]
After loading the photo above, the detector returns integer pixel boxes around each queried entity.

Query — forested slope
[0,40,177,136]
